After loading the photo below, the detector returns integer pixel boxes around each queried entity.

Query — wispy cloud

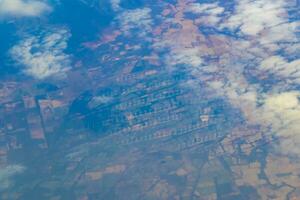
[151,0,300,155]
[185,3,224,26]
[166,48,203,68]
[110,0,121,11]
[259,56,300,84]
[0,165,25,191]
[223,0,287,36]
[212,0,300,154]
[221,0,299,52]
[0,0,51,18]
[186,3,224,15]
[10,28,71,79]
[117,8,153,36]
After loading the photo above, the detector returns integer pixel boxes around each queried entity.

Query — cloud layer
[150,0,300,155]
[212,0,300,154]
[0,0,51,18]
[11,29,71,79]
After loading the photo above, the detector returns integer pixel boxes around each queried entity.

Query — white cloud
[205,49,300,155]
[0,165,25,191]
[185,3,224,26]
[149,0,300,155]
[185,3,224,16]
[111,0,121,11]
[11,29,71,79]
[221,0,299,52]
[223,0,287,36]
[259,56,300,84]
[258,92,300,154]
[0,0,51,18]
[207,52,300,156]
[197,0,300,155]
[166,48,203,67]
[117,8,153,36]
